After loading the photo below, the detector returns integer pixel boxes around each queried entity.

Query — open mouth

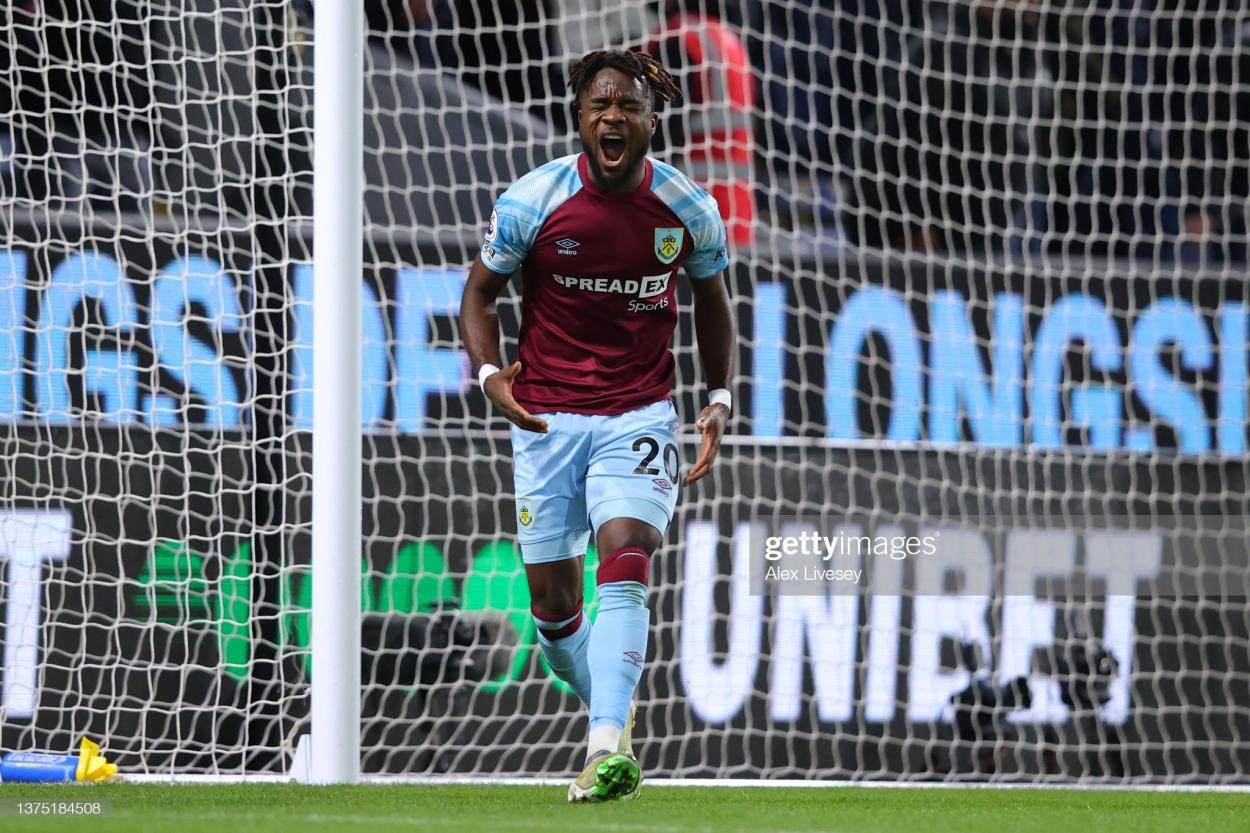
[600,135,626,165]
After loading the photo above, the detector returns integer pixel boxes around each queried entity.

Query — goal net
[0,0,1247,784]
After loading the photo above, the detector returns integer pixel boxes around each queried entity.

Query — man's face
[578,67,658,191]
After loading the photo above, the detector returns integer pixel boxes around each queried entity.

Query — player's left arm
[684,272,735,486]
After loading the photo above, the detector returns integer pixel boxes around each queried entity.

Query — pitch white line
[303,815,702,832]
[121,774,1250,793]
[116,807,828,833]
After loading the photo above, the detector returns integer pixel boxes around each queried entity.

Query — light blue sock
[535,613,592,705]
[587,581,649,732]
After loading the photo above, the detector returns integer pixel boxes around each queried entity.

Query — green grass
[2,783,1248,833]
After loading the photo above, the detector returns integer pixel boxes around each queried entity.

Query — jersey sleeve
[650,161,730,279]
[480,156,583,275]
[683,194,730,279]
[480,194,539,275]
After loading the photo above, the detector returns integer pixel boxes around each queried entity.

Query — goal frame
[308,0,363,785]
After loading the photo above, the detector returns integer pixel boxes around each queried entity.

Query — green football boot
[567,749,643,803]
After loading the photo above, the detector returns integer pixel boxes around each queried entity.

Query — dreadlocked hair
[567,49,681,112]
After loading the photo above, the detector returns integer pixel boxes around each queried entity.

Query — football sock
[587,578,649,755]
[533,604,592,706]
[587,724,621,759]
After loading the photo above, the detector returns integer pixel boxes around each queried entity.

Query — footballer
[459,49,734,803]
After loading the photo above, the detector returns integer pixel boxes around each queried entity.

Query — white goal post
[309,0,363,785]
[0,1,1247,786]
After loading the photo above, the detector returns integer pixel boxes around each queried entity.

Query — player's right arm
[462,158,582,433]
[459,255,549,433]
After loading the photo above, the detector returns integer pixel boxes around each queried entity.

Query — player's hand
[683,403,729,486]
[483,361,549,433]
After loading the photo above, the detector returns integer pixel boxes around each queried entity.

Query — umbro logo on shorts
[652,478,673,495]
[556,238,580,255]
[623,651,644,668]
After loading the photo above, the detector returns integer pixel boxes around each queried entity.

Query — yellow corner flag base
[0,735,120,782]
[75,737,119,782]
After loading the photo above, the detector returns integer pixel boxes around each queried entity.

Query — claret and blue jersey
[481,152,729,416]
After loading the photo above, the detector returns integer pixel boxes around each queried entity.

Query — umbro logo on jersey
[556,238,580,255]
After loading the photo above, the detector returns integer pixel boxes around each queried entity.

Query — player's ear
[649,112,659,131]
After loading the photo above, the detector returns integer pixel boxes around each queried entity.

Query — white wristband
[477,363,501,391]
[708,388,732,412]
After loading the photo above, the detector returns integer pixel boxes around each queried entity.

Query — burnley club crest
[654,227,684,265]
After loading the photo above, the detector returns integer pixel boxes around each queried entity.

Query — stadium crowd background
[1,0,1246,266]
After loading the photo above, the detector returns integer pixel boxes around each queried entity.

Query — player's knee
[526,564,583,612]
[597,546,651,587]
[528,574,583,628]
[528,579,582,616]
[531,597,585,641]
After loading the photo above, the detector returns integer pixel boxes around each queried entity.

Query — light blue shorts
[510,399,682,564]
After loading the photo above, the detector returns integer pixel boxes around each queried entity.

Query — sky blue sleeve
[480,194,538,275]
[650,160,731,279]
[684,196,730,279]
[479,158,581,275]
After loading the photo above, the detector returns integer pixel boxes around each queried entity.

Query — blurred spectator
[302,1,567,132]
[556,0,658,56]
[747,0,914,174]
[6,1,152,211]
[648,0,755,244]
[432,0,570,134]
[846,0,1052,254]
[365,0,439,67]
[1035,0,1248,264]
[746,0,911,227]
[1166,1,1250,265]
[746,0,835,177]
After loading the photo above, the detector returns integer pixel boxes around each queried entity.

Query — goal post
[309,0,364,785]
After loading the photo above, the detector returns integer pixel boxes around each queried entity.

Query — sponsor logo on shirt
[551,271,672,299]
[555,238,580,255]
[628,297,668,313]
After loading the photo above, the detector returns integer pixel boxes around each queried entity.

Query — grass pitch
[2,783,1248,833]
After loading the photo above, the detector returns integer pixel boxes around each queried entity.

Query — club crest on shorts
[654,227,684,265]
[517,499,535,530]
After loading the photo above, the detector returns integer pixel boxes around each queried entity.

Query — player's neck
[580,153,649,196]
[592,167,645,194]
